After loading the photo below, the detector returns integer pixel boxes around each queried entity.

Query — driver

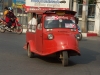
[8,7,16,28]
[28,13,37,31]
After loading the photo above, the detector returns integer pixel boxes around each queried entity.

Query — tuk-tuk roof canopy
[23,5,76,15]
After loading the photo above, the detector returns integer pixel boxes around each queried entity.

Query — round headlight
[48,34,54,40]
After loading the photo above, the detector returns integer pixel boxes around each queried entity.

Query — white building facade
[94,0,100,36]
[73,0,100,36]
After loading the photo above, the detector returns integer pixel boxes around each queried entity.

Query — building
[73,0,100,36]
[0,0,100,36]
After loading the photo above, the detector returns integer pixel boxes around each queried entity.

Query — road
[0,32,100,75]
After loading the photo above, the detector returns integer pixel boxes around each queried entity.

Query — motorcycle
[76,25,82,41]
[0,18,23,34]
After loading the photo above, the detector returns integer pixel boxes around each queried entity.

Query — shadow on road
[34,55,61,63]
[69,47,100,65]
[32,54,77,66]
[33,46,100,66]
[34,47,100,66]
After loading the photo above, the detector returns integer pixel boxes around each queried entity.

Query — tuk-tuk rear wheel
[28,44,34,58]
[61,51,68,66]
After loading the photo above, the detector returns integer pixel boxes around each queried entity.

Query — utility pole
[73,0,77,11]
[69,0,73,10]
[81,0,88,33]
[73,0,78,17]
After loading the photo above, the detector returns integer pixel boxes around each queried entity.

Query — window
[77,4,96,18]
[77,0,96,18]
[88,4,96,18]
[28,25,36,32]
[44,16,76,29]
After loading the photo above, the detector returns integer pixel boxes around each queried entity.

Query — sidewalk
[83,36,100,41]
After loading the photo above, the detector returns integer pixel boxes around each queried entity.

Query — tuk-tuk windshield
[44,16,76,29]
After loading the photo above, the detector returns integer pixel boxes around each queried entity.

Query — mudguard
[43,33,80,56]
[27,40,36,52]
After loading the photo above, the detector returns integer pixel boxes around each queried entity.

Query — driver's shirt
[28,17,37,26]
[28,17,37,32]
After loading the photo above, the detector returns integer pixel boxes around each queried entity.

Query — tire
[77,33,82,41]
[27,44,34,58]
[16,26,23,34]
[61,51,68,66]
[0,26,5,33]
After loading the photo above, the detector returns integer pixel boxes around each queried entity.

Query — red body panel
[42,29,80,55]
[26,28,80,56]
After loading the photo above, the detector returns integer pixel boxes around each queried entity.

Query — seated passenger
[28,13,37,31]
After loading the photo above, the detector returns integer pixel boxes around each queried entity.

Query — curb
[23,29,98,37]
[82,33,98,37]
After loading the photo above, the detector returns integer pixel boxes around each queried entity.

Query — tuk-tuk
[23,7,81,66]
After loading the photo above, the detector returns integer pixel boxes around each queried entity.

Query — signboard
[13,0,25,8]
[16,0,25,4]
[26,0,69,8]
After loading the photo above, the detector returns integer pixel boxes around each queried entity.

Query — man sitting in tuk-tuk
[28,13,37,32]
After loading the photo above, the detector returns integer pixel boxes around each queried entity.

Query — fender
[27,40,36,52]
[43,33,80,55]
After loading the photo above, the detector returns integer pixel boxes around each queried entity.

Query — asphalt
[0,32,100,75]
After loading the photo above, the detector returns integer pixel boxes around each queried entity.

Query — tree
[78,0,96,4]
[78,0,83,4]
[89,0,96,4]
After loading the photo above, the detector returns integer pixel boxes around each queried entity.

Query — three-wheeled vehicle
[23,7,81,66]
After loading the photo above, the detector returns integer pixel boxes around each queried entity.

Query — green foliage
[89,0,95,4]
[78,0,83,4]
[78,0,96,4]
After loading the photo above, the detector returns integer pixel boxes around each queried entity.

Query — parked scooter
[76,25,82,41]
[74,17,82,41]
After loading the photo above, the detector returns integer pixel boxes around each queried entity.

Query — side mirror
[75,17,79,24]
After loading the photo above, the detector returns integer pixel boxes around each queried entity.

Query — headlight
[48,34,54,40]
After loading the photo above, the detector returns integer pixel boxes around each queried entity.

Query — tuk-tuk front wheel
[28,44,34,58]
[60,51,68,66]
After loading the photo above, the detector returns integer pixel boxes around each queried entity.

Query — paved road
[0,32,100,75]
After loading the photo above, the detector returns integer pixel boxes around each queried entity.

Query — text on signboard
[31,0,60,3]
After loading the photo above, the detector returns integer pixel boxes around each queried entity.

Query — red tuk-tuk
[23,7,81,66]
